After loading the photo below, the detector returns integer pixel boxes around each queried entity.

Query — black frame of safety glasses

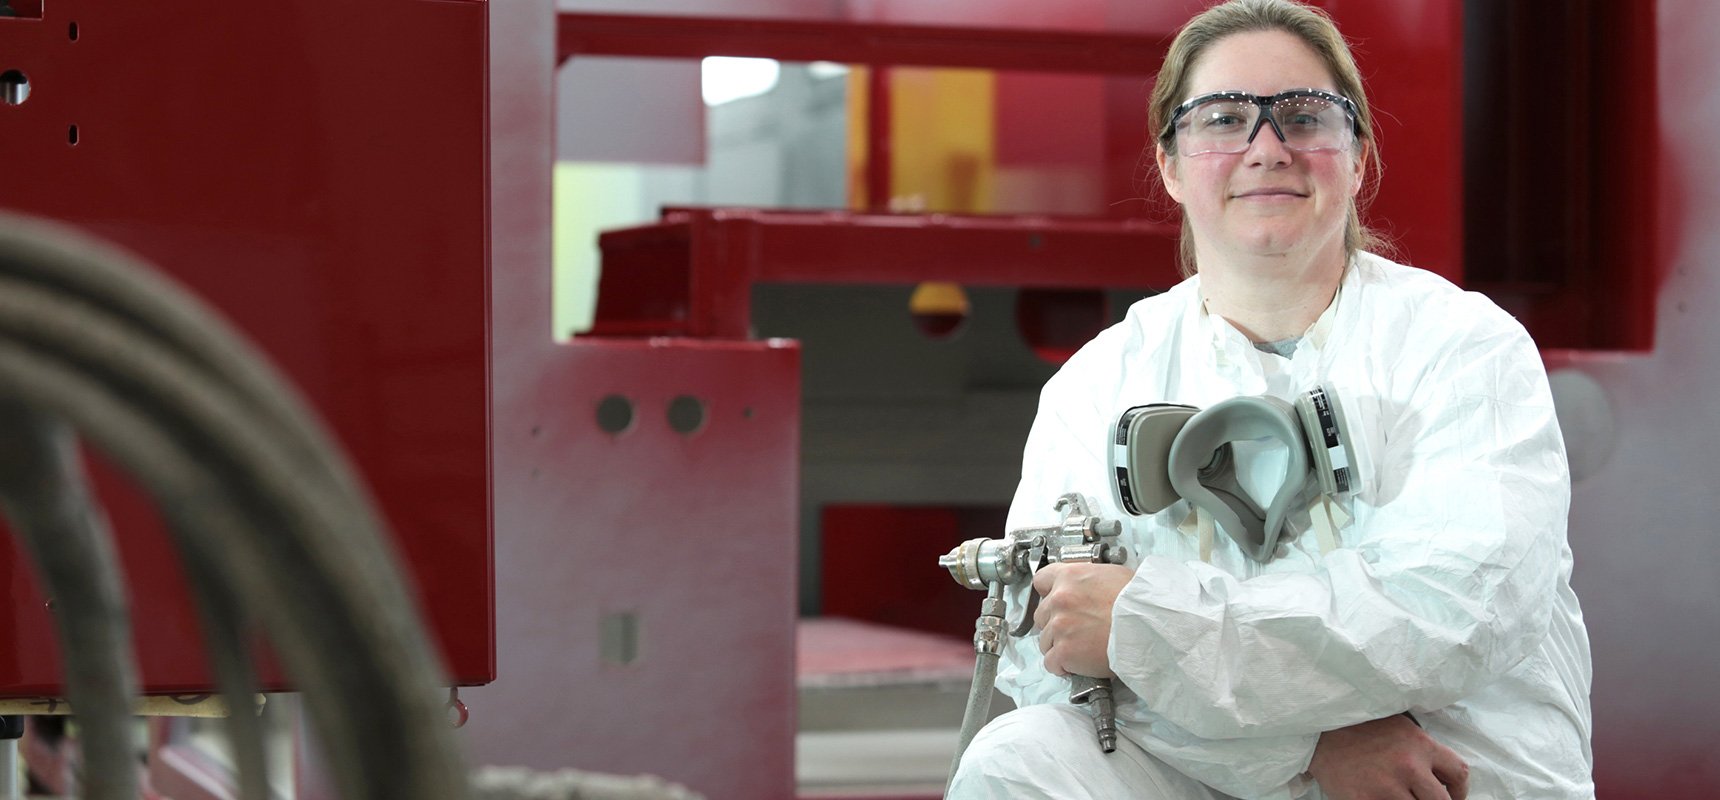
[1159,88,1361,145]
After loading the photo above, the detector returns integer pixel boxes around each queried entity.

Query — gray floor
[796,676,1014,797]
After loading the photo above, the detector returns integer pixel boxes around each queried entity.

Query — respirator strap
[1198,507,1215,563]
[1309,495,1350,555]
[1176,505,1216,564]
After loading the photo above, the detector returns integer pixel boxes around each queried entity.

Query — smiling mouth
[1235,189,1308,198]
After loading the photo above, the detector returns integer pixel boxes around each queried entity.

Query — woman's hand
[1309,714,1469,800]
[1031,562,1134,679]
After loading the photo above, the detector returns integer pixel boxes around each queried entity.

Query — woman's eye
[1200,113,1245,130]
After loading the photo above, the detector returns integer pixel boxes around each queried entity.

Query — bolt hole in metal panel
[666,394,706,435]
[596,394,636,435]
[0,69,27,104]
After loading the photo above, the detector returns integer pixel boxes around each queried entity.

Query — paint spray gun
[937,493,1129,783]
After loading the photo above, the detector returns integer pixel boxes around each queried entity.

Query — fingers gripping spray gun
[937,494,1129,784]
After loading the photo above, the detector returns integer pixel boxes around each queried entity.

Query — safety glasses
[1161,89,1359,157]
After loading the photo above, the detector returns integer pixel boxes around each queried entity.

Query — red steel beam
[632,207,1179,287]
[557,12,1169,73]
[595,209,1181,338]
[731,211,1177,287]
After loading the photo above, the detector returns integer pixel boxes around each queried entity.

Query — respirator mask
[1110,385,1357,562]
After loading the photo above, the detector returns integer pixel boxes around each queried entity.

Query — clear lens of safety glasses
[1166,89,1358,157]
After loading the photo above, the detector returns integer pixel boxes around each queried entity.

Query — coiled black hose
[0,212,468,799]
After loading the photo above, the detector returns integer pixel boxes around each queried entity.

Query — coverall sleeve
[1109,313,1571,741]
[994,351,1322,800]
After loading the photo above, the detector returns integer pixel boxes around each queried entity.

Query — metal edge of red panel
[482,0,558,685]
[478,0,500,691]
[557,11,1170,74]
[476,0,497,689]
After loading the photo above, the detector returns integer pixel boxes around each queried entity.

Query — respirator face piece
[1110,385,1358,562]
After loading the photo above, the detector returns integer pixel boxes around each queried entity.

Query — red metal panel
[0,0,502,690]
[1324,0,1465,284]
[462,338,801,800]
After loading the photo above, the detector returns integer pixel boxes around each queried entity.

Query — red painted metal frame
[864,65,892,212]
[592,208,1181,339]
[558,12,1170,74]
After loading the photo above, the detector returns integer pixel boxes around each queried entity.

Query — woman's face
[1157,30,1364,268]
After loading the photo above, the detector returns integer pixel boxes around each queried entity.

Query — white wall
[1560,1,1720,789]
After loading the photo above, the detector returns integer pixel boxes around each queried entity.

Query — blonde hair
[1149,0,1387,276]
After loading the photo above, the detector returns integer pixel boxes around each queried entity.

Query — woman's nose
[1243,120,1294,167]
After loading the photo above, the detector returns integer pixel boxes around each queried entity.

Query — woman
[947,0,1593,798]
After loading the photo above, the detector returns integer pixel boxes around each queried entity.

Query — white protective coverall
[949,253,1593,799]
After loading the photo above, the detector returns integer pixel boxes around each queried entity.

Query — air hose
[945,582,1006,793]
[0,212,467,800]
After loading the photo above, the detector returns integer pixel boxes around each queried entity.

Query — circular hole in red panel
[68,124,79,145]
[909,282,970,340]
[595,394,635,435]
[1015,288,1111,365]
[667,395,706,436]
[69,22,80,41]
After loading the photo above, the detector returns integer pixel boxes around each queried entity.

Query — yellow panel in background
[846,66,872,210]
[848,67,997,213]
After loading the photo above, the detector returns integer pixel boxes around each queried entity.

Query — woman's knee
[955,704,1109,783]
[951,705,1226,799]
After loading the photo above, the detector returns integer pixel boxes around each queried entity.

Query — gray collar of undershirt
[1252,337,1301,358]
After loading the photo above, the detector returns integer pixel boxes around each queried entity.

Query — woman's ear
[1156,144,1184,203]
[1350,141,1369,197]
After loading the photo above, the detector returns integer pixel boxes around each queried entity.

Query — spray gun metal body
[939,493,1130,754]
